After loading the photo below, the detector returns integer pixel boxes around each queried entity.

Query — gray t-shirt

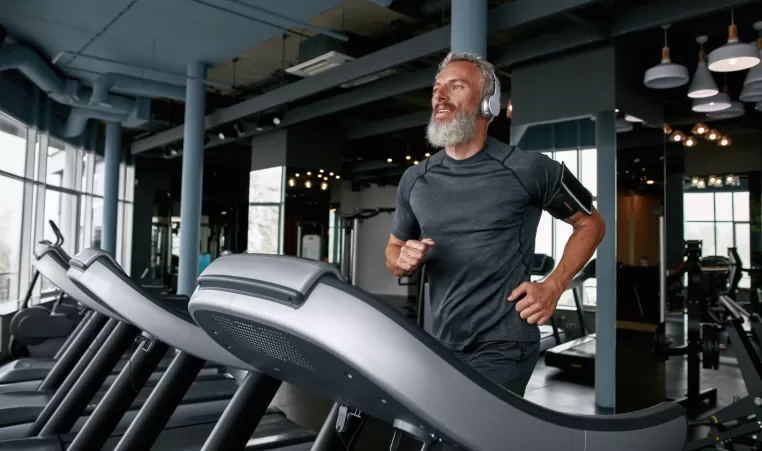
[391,136,587,351]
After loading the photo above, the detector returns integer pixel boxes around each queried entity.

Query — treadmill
[0,245,240,443]
[186,252,688,451]
[39,248,316,451]
[543,259,596,375]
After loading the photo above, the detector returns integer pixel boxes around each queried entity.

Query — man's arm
[386,234,435,277]
[544,208,606,296]
[385,235,408,277]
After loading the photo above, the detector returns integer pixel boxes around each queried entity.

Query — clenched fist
[396,238,435,274]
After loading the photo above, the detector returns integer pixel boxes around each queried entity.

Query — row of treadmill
[0,225,754,450]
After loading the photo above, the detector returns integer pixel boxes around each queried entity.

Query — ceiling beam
[346,110,431,140]
[131,0,598,154]
[611,0,759,36]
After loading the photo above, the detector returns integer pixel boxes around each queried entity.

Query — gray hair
[436,52,496,100]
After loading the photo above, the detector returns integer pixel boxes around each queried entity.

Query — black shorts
[451,339,540,397]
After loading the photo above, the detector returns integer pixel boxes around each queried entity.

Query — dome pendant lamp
[644,25,689,89]
[708,10,760,72]
[693,80,732,113]
[742,22,762,89]
[688,36,719,98]
[740,83,762,102]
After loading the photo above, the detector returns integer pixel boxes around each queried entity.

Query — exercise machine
[187,253,688,451]
[6,221,83,360]
[21,248,315,451]
[296,221,325,261]
[338,208,395,285]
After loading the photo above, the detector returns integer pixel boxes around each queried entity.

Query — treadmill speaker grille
[211,314,316,372]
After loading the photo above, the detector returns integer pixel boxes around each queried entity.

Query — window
[534,148,598,308]
[0,176,24,302]
[0,113,28,177]
[247,166,285,254]
[684,190,751,288]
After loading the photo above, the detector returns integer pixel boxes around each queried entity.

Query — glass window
[714,192,733,221]
[535,212,553,257]
[684,222,716,256]
[734,192,749,222]
[247,206,281,254]
[46,138,67,188]
[579,148,597,197]
[0,175,24,302]
[91,196,103,249]
[735,223,751,288]
[0,113,28,177]
[93,156,105,196]
[715,222,734,258]
[684,193,714,221]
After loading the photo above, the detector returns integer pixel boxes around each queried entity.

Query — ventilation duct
[0,41,150,136]
[64,108,127,138]
[91,73,185,108]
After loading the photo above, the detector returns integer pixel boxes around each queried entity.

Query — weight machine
[337,208,395,285]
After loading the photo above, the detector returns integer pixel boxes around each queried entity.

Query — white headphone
[480,70,501,119]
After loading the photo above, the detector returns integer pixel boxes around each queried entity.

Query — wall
[338,182,406,298]
[617,190,661,266]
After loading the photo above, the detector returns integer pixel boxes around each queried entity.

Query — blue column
[102,121,121,255]
[451,0,488,57]
[177,62,207,296]
[595,110,617,410]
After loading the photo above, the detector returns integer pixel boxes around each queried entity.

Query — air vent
[286,50,355,77]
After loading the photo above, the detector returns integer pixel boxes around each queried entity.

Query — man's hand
[395,238,434,274]
[507,280,563,326]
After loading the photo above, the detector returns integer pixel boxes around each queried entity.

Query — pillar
[177,62,207,296]
[450,0,488,57]
[102,121,121,255]
[595,110,617,410]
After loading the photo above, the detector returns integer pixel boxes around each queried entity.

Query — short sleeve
[390,169,421,242]
[526,152,592,220]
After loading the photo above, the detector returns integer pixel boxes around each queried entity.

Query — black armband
[545,163,593,219]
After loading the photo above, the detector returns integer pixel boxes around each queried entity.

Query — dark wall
[130,156,173,277]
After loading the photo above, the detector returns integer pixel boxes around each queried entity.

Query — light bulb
[295,173,300,177]
[646,180,654,185]
[387,158,393,163]
[414,161,419,165]
[406,155,411,160]
[691,177,699,186]
[670,131,686,142]
[709,175,717,184]
[697,179,706,189]
[335,175,340,179]
[692,123,708,135]
[319,169,324,173]
[684,136,697,147]
[307,171,312,176]
[706,130,719,140]
[718,136,732,147]
[305,180,312,188]
[425,152,431,157]
[726,175,734,184]
[218,132,226,140]
[329,172,334,176]
[320,182,328,190]
[288,178,295,187]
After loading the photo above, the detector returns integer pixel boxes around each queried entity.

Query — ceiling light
[295,173,300,177]
[684,136,697,147]
[707,101,745,120]
[692,123,708,135]
[691,177,699,186]
[663,124,672,135]
[329,172,334,176]
[273,116,282,125]
[697,179,706,189]
[688,36,719,98]
[319,169,324,173]
[413,161,419,165]
[624,114,642,122]
[218,132,226,140]
[304,180,312,188]
[387,158,393,163]
[739,83,762,102]
[335,175,340,179]
[744,29,762,88]
[692,90,732,112]
[425,152,431,157]
[405,155,411,160]
[288,178,295,187]
[708,12,761,72]
[670,130,686,142]
[646,180,654,185]
[306,171,312,176]
[706,129,720,141]
[718,136,732,147]
[320,182,328,191]
[644,25,689,89]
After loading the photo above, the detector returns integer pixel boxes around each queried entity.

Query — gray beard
[425,110,477,148]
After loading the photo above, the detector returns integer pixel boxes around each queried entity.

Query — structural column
[177,62,207,296]
[450,0,488,57]
[102,121,121,255]
[595,110,617,410]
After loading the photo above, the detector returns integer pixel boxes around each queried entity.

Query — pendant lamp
[740,83,762,102]
[707,101,745,120]
[692,84,732,113]
[644,25,689,89]
[689,36,719,98]
[708,10,761,72]
[742,22,762,88]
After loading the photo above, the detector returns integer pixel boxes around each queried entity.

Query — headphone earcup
[481,97,491,118]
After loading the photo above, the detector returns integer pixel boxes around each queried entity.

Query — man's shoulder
[400,151,443,186]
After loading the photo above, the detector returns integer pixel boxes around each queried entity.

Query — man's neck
[445,130,488,160]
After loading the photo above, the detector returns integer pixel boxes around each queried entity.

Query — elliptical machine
[6,221,84,360]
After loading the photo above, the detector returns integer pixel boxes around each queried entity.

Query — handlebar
[46,220,64,246]
[341,208,395,220]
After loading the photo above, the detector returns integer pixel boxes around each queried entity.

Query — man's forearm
[385,244,408,277]
[545,211,606,295]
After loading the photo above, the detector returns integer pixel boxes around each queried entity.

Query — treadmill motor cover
[189,254,688,451]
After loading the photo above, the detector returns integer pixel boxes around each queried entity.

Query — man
[384,52,605,397]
